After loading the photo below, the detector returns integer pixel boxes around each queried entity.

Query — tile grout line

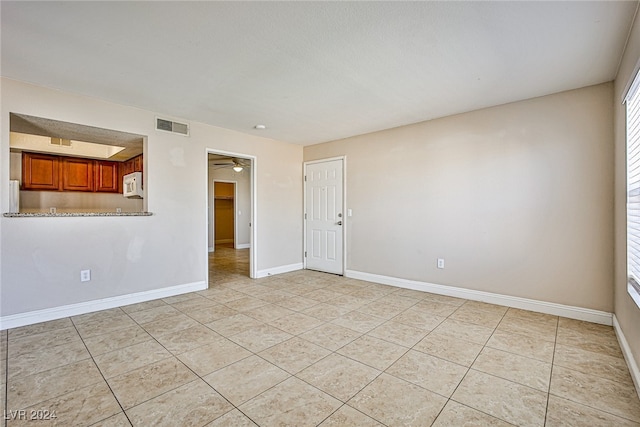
[80,307,216,424]
[3,331,7,427]
[120,305,245,425]
[125,295,280,426]
[287,348,388,426]
[543,315,559,427]
[290,295,473,425]
[4,323,102,421]
[205,277,407,425]
[548,325,640,424]
[427,303,511,426]
[131,313,238,423]
[71,313,134,427]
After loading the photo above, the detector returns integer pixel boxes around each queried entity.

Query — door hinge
[304,213,307,220]
[304,251,307,257]
[304,175,307,182]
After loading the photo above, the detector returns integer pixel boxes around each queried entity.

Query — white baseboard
[236,243,250,249]
[613,315,640,400]
[215,239,234,244]
[346,270,613,325]
[256,263,303,278]
[208,246,214,252]
[0,281,207,330]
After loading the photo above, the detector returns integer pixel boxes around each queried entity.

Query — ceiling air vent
[156,117,190,136]
[50,137,72,147]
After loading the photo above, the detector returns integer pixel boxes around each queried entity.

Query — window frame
[626,66,640,309]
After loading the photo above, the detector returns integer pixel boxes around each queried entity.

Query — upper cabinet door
[22,152,61,191]
[133,154,143,173]
[95,161,120,193]
[61,157,94,192]
[120,154,142,177]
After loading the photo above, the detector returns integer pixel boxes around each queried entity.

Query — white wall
[208,164,251,249]
[305,83,614,312]
[0,78,303,320]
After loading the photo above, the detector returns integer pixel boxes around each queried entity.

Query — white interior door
[305,158,344,274]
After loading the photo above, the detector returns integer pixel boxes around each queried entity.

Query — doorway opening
[207,150,256,285]
[213,181,236,248]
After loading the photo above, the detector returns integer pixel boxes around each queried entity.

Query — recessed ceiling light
[254,124,266,130]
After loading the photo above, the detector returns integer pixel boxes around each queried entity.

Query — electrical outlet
[437,258,445,269]
[80,269,91,282]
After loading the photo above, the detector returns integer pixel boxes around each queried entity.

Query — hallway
[209,244,250,286]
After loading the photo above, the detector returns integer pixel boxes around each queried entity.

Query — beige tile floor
[2,245,640,426]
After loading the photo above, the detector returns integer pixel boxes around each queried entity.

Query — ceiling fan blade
[209,157,251,169]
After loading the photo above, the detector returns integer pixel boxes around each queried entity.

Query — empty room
[2,1,640,426]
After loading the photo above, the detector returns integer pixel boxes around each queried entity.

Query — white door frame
[212,179,237,249]
[206,148,257,280]
[303,156,347,275]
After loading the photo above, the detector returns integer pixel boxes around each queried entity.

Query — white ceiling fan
[210,157,250,172]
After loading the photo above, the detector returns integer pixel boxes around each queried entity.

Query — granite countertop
[3,212,153,217]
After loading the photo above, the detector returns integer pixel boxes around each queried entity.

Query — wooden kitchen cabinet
[95,160,120,193]
[133,154,143,173]
[120,159,134,177]
[120,154,143,177]
[22,152,61,190]
[120,154,143,188]
[61,157,94,191]
[22,152,121,193]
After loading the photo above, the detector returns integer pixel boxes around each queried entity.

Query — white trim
[628,282,640,309]
[303,156,347,275]
[626,67,640,103]
[613,315,640,400]
[303,163,307,270]
[342,156,348,275]
[236,243,250,249]
[346,270,613,325]
[251,156,257,279]
[0,281,206,330]
[256,263,303,278]
[208,246,214,253]
[304,156,347,165]
[621,35,640,103]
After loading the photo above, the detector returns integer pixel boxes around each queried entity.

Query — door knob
[336,221,343,226]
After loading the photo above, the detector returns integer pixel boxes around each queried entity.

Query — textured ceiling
[1,1,638,146]
[9,113,144,160]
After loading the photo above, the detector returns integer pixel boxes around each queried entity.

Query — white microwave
[123,172,143,199]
